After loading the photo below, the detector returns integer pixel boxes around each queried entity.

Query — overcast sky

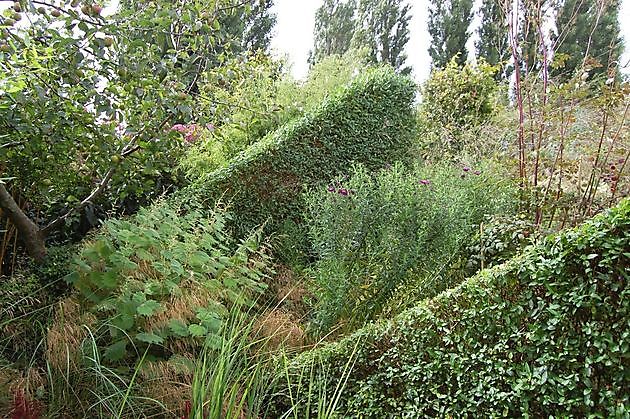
[270,0,630,83]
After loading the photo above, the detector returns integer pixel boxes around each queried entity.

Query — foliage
[552,0,622,80]
[271,198,630,417]
[427,0,473,68]
[181,50,371,180]
[310,0,357,65]
[463,212,538,274]
[419,59,498,155]
[194,67,417,239]
[0,0,261,255]
[65,200,272,364]
[305,162,515,333]
[476,0,510,78]
[190,306,274,419]
[351,0,412,73]
[180,52,285,177]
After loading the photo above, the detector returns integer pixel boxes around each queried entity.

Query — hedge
[193,67,417,238]
[269,198,630,417]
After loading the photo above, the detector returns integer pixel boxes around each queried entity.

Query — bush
[193,67,417,238]
[305,162,515,333]
[419,58,498,155]
[271,198,630,417]
[64,200,272,364]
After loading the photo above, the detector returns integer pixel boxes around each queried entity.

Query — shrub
[193,67,417,239]
[271,198,630,417]
[419,58,498,155]
[64,200,272,364]
[305,162,515,333]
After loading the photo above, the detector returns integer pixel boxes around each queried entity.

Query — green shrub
[305,162,515,333]
[271,198,630,417]
[419,58,498,155]
[65,200,272,364]
[193,67,417,239]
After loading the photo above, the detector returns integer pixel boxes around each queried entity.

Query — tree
[476,0,510,78]
[352,0,412,73]
[553,0,622,80]
[0,0,247,263]
[428,0,474,68]
[310,0,357,65]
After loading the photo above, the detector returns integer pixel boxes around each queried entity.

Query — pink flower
[419,179,431,185]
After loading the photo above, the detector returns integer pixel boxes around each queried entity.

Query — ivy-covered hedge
[271,198,630,417]
[195,67,417,237]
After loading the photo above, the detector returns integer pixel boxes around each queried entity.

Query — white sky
[270,0,630,83]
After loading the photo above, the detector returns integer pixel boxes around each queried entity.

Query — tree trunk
[0,183,47,262]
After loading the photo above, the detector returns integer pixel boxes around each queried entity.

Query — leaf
[168,319,190,337]
[188,324,207,337]
[137,300,162,317]
[104,340,127,362]
[136,332,164,344]
[112,313,135,331]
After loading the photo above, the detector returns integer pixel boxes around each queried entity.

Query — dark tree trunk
[0,183,47,262]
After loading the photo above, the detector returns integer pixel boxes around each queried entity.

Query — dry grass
[253,309,306,351]
[45,297,96,372]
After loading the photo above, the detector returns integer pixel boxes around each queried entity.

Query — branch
[41,116,170,235]
[0,182,46,261]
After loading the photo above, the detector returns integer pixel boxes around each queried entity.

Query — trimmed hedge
[194,67,417,237]
[270,198,630,417]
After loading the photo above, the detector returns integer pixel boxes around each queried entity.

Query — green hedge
[194,67,417,238]
[270,198,630,417]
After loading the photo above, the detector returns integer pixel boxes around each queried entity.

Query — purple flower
[206,123,215,131]
[327,185,336,193]
[338,188,349,196]
[419,179,431,185]
[463,166,470,172]
[474,170,481,175]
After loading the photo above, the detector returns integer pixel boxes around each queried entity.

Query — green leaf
[104,340,127,361]
[168,319,190,337]
[188,324,207,337]
[136,332,164,344]
[137,300,162,317]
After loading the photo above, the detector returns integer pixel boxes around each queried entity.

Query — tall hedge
[194,67,417,237]
[270,198,630,417]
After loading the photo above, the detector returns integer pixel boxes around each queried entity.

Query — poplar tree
[428,0,474,68]
[352,0,413,73]
[553,0,622,79]
[310,0,357,65]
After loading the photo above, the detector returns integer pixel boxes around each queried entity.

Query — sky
[270,0,630,83]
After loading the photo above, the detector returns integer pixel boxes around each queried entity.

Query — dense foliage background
[1,0,628,417]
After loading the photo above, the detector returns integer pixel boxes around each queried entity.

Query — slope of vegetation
[195,67,417,238]
[271,198,630,417]
[274,199,630,417]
